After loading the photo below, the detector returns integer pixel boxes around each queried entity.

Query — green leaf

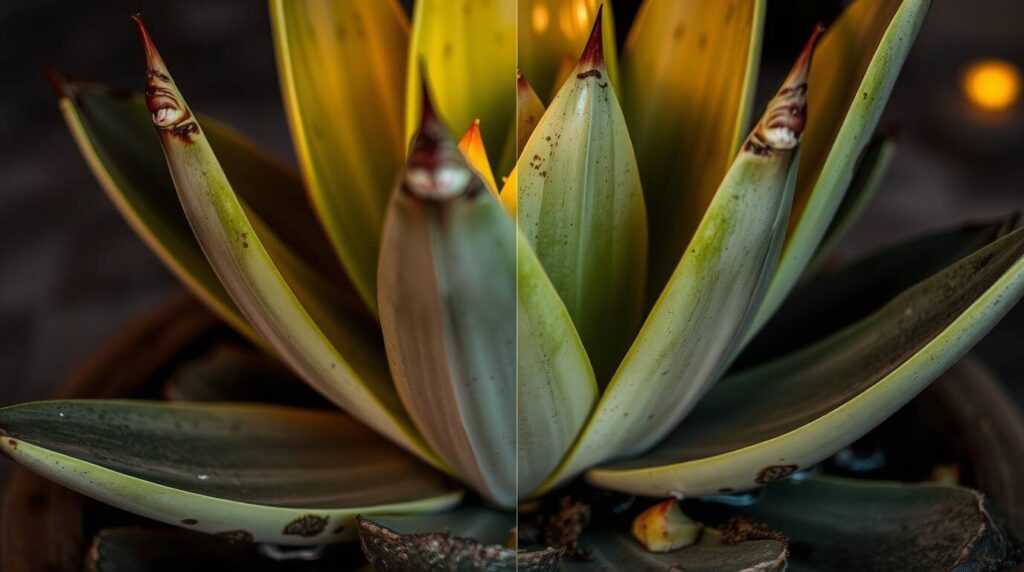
[517,232,598,495]
[739,217,1015,368]
[564,528,787,572]
[538,36,816,494]
[518,0,619,103]
[405,0,516,177]
[378,101,516,506]
[587,227,1024,498]
[0,400,461,545]
[748,0,932,340]
[727,477,1024,571]
[131,19,436,467]
[505,18,648,383]
[803,133,896,276]
[621,0,766,300]
[270,0,409,314]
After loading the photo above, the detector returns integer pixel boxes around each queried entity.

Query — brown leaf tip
[744,24,825,156]
[576,5,605,73]
[405,76,480,201]
[133,15,199,143]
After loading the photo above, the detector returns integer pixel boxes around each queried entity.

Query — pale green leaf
[518,0,619,102]
[729,477,1024,571]
[378,106,516,506]
[517,233,598,495]
[537,40,816,494]
[516,71,546,159]
[132,19,436,468]
[0,401,461,545]
[505,20,648,383]
[405,0,516,177]
[58,81,356,346]
[588,228,1024,498]
[622,0,765,300]
[270,0,409,315]
[748,0,932,340]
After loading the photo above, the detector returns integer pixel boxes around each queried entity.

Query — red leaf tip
[576,5,605,72]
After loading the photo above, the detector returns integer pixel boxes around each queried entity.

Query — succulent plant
[3,0,1024,569]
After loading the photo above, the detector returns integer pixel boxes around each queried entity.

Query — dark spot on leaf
[576,69,603,80]
[333,526,345,534]
[181,518,198,525]
[718,487,734,493]
[283,514,328,538]
[755,464,798,484]
[216,530,254,543]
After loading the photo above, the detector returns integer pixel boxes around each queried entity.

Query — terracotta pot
[1,294,1023,570]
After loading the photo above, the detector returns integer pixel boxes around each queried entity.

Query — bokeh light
[962,59,1022,112]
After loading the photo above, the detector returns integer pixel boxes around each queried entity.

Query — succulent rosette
[2,0,1024,569]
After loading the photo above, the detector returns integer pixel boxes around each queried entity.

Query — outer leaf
[538,34,818,494]
[739,218,1015,368]
[588,228,1024,498]
[565,528,786,572]
[57,81,355,345]
[803,133,896,276]
[727,477,1024,571]
[270,0,409,314]
[133,19,436,467]
[0,401,461,545]
[405,0,516,177]
[517,232,598,495]
[378,101,516,506]
[621,0,766,299]
[518,0,619,102]
[748,0,931,340]
[506,17,648,383]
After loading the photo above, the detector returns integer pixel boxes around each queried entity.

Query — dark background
[0,0,1021,485]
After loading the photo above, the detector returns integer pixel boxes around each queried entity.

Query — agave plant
[3,0,1024,569]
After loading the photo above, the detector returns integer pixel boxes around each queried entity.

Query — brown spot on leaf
[181,518,198,525]
[283,514,328,538]
[718,487,734,493]
[755,464,798,484]
[333,526,345,534]
[576,69,603,80]
[216,530,254,543]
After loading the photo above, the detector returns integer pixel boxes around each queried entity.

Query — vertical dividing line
[513,0,521,566]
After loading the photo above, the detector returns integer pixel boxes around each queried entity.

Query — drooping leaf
[517,232,598,495]
[357,508,560,572]
[739,217,1016,368]
[457,119,500,194]
[517,71,546,159]
[539,32,818,494]
[57,80,357,345]
[0,401,461,545]
[748,0,932,340]
[378,98,516,506]
[803,133,896,276]
[132,18,436,467]
[588,228,1024,498]
[518,0,619,103]
[270,0,409,314]
[505,14,648,383]
[405,0,516,177]
[725,477,1024,571]
[621,0,766,300]
[565,528,787,572]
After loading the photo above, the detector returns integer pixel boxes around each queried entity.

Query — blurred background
[0,0,1021,485]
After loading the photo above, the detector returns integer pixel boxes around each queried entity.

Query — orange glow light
[962,59,1021,112]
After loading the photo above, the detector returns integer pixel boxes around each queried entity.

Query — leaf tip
[405,77,479,202]
[576,5,605,72]
[43,66,69,100]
